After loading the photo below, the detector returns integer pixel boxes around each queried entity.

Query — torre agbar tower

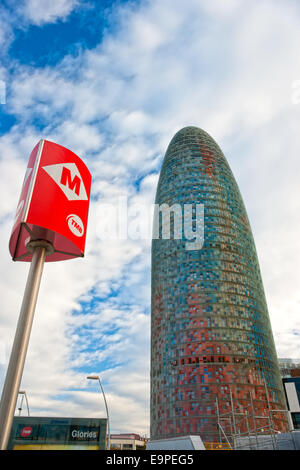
[151,126,288,443]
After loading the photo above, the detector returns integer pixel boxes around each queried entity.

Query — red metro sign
[20,427,33,438]
[9,139,92,262]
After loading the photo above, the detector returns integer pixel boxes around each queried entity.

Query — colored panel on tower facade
[151,127,288,443]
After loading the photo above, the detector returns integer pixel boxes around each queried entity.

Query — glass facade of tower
[151,126,288,443]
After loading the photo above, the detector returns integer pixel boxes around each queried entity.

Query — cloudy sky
[0,0,299,436]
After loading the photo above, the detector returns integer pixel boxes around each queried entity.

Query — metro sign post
[0,140,91,450]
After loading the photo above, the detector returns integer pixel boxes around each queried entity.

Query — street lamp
[18,390,30,416]
[87,375,110,450]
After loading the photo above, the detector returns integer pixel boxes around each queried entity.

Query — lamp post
[0,244,47,449]
[18,390,30,416]
[87,375,110,450]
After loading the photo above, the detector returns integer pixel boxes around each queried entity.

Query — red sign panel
[9,139,92,262]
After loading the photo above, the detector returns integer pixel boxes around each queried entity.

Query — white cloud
[0,7,15,54]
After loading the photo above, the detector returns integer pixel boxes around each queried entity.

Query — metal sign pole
[0,241,51,450]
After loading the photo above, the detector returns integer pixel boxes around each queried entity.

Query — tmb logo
[42,163,88,201]
[20,426,33,438]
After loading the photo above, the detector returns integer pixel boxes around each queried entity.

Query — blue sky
[0,0,300,435]
[8,2,114,66]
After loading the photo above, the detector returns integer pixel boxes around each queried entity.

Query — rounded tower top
[170,125,217,142]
